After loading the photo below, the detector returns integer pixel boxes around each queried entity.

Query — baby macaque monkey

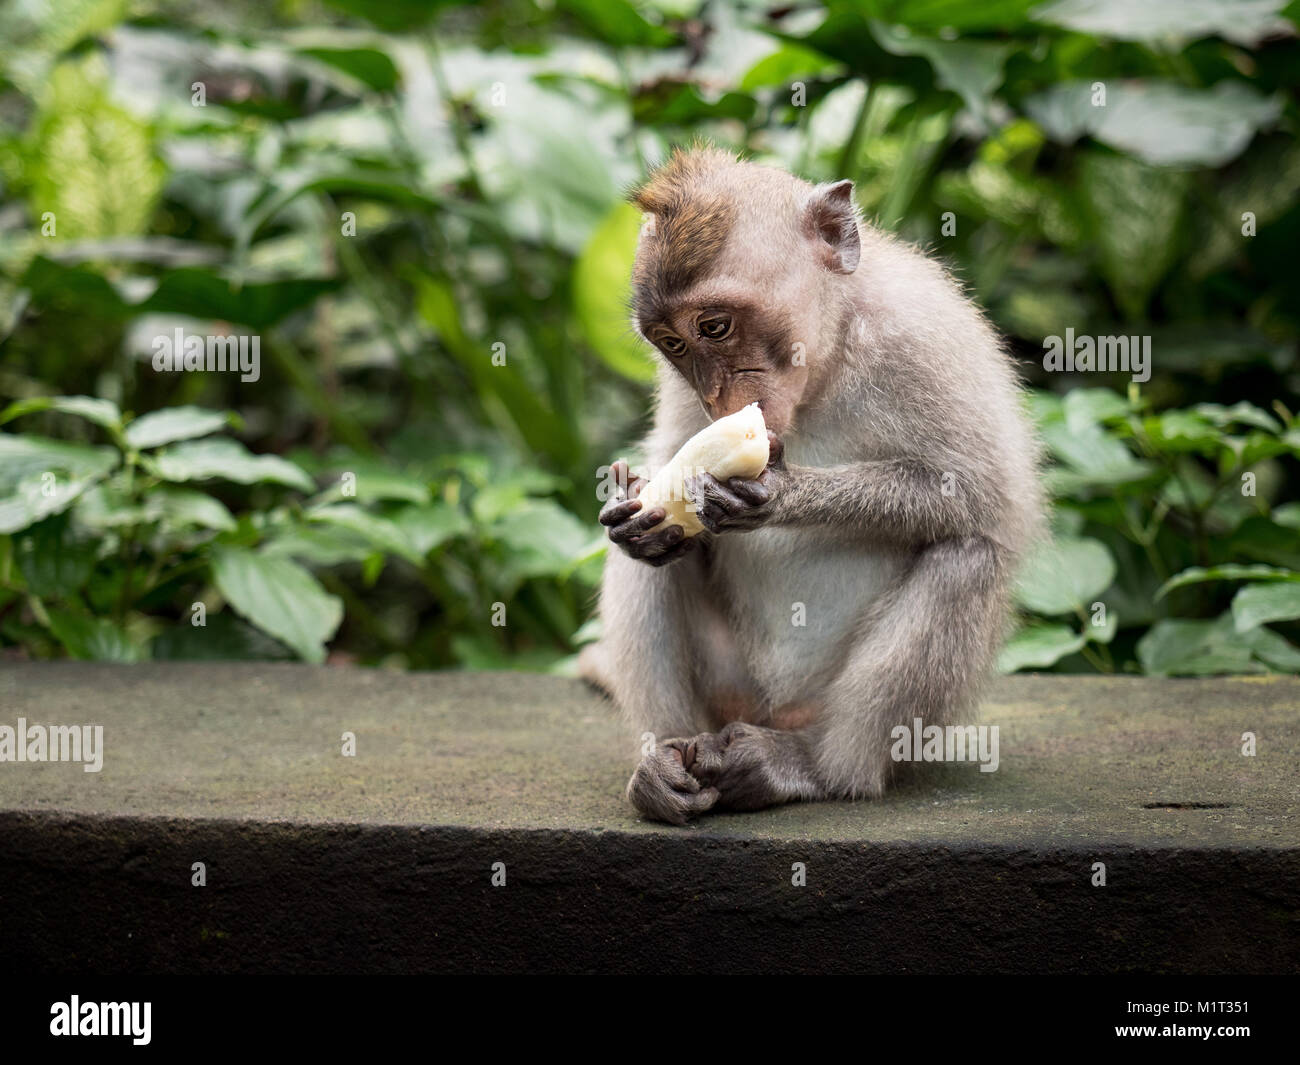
[580,147,1043,824]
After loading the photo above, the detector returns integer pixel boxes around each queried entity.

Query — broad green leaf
[556,0,675,47]
[1063,388,1129,427]
[1194,402,1282,434]
[871,22,1011,120]
[1015,537,1117,616]
[149,438,314,493]
[0,435,119,534]
[1137,616,1264,676]
[491,499,592,581]
[0,395,122,433]
[262,525,377,567]
[1157,564,1300,600]
[573,202,656,382]
[45,611,145,662]
[26,56,164,239]
[740,44,844,91]
[152,488,237,532]
[125,406,231,449]
[1232,582,1300,632]
[297,47,400,92]
[1029,81,1281,168]
[211,546,342,664]
[139,270,338,329]
[393,502,471,555]
[1077,150,1188,319]
[14,515,96,599]
[1143,411,1223,455]
[308,467,431,506]
[152,613,295,662]
[997,623,1087,672]
[1034,0,1291,47]
[308,504,424,565]
[1241,626,1300,672]
[1273,504,1300,530]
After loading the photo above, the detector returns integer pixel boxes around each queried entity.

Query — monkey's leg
[591,546,729,824]
[686,536,1006,810]
[811,534,1006,798]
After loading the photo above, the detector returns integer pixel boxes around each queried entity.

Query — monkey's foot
[684,722,821,812]
[626,742,720,825]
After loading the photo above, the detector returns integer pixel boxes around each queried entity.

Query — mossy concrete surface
[0,663,1296,974]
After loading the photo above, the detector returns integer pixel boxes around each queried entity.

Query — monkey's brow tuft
[631,149,740,297]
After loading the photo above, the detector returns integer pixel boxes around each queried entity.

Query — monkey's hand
[684,431,786,535]
[626,740,721,824]
[682,721,821,812]
[600,459,697,567]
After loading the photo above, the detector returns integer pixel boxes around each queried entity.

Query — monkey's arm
[765,457,1003,543]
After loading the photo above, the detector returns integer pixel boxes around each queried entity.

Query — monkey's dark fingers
[640,534,696,567]
[622,523,687,560]
[599,496,643,527]
[686,473,767,532]
[606,506,669,543]
[726,476,770,506]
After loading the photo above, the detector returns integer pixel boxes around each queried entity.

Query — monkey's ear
[804,179,860,274]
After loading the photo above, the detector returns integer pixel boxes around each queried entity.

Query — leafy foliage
[0,0,1297,675]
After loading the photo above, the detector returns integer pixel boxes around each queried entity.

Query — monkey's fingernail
[646,508,665,524]
[683,741,697,770]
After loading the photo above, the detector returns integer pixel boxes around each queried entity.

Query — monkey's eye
[698,315,733,341]
[658,335,687,356]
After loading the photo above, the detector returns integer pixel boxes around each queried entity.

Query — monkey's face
[639,297,810,434]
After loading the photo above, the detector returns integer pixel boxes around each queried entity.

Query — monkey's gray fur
[581,147,1044,824]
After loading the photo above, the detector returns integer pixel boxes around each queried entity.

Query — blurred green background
[1,0,1298,676]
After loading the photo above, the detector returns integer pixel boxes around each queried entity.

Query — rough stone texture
[0,663,1296,974]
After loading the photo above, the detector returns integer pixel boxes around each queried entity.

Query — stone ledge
[0,663,1296,973]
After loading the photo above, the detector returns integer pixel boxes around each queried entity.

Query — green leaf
[148,438,314,493]
[1033,0,1291,47]
[297,47,400,92]
[1232,582,1300,632]
[139,270,339,329]
[1077,150,1188,319]
[740,44,844,91]
[125,406,231,450]
[1273,504,1300,531]
[25,56,165,239]
[393,502,471,555]
[1157,564,1300,600]
[152,488,237,533]
[0,395,123,433]
[573,202,657,382]
[1143,410,1224,455]
[871,22,1011,120]
[308,504,424,566]
[1240,626,1300,672]
[45,611,145,662]
[1015,537,1117,615]
[490,499,592,581]
[997,623,1087,672]
[1029,80,1281,168]
[1137,616,1264,676]
[1194,402,1282,434]
[555,0,675,47]
[152,613,294,662]
[211,546,343,664]
[14,515,96,599]
[0,435,119,534]
[307,467,431,506]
